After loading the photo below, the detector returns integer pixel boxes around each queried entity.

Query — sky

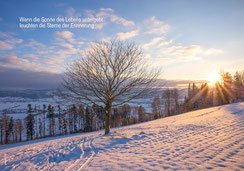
[0,0,244,89]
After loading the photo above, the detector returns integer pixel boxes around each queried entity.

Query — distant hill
[0,89,53,99]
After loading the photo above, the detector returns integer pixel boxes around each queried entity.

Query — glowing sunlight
[207,72,221,86]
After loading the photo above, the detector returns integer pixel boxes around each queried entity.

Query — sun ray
[190,84,207,105]
[221,82,233,98]
[216,82,226,103]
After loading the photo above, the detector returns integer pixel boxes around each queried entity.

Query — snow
[0,97,56,110]
[0,102,244,170]
[0,96,154,117]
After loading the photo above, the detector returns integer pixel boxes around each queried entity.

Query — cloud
[5,38,23,44]
[54,42,79,56]
[7,31,84,73]
[158,40,173,48]
[84,9,96,18]
[0,32,13,39]
[22,54,39,60]
[143,37,165,50]
[0,52,41,71]
[100,8,114,13]
[204,48,224,55]
[144,16,170,35]
[0,32,23,50]
[54,31,84,58]
[150,45,224,68]
[163,45,201,59]
[28,31,84,71]
[24,39,46,49]
[55,31,84,47]
[66,7,81,17]
[143,36,174,50]
[0,67,62,90]
[0,18,3,22]
[86,8,135,29]
[56,31,75,43]
[117,29,139,40]
[0,31,85,74]
[109,15,135,27]
[42,57,66,70]
[0,41,13,50]
[144,39,202,67]
[143,36,201,63]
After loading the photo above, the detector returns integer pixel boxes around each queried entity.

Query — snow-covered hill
[0,102,244,170]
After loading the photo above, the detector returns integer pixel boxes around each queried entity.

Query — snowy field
[0,97,57,119]
[0,102,243,170]
[0,96,154,119]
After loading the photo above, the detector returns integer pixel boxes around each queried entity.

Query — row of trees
[184,70,244,111]
[0,104,83,144]
[150,70,244,119]
[0,103,152,144]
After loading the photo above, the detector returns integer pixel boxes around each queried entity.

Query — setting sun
[207,72,221,86]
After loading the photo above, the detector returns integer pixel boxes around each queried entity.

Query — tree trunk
[0,127,3,144]
[105,103,112,135]
[19,131,22,142]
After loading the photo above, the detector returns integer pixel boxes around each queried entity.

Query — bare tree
[43,104,46,137]
[121,104,131,126]
[152,96,161,119]
[0,118,3,144]
[14,119,23,142]
[58,40,160,134]
[3,110,9,144]
[172,88,180,114]
[162,88,171,117]
[138,106,146,122]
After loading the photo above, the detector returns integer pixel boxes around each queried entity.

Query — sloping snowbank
[0,102,244,170]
